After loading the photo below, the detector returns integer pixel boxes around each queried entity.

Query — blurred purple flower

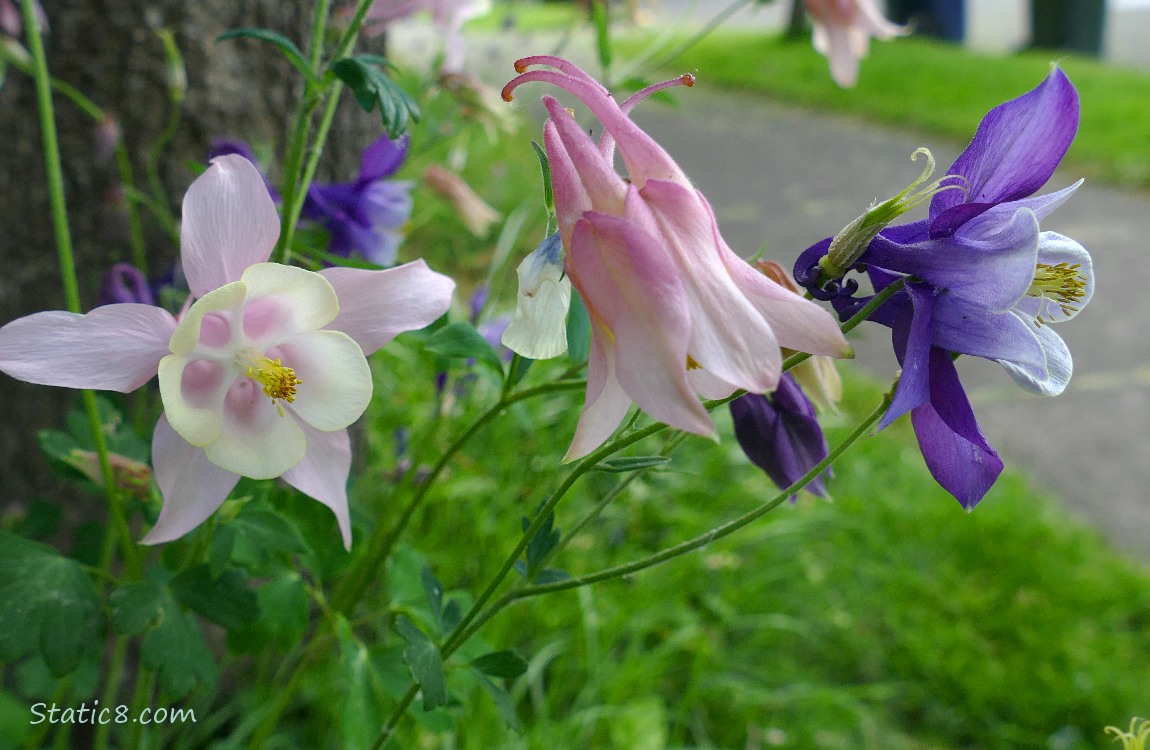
[303,134,414,266]
[0,0,46,37]
[730,374,831,500]
[100,263,155,307]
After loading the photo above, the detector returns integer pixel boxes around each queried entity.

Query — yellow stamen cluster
[244,355,301,409]
[1027,262,1087,325]
[686,354,701,371]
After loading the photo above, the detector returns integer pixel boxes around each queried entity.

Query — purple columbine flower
[302,134,414,267]
[793,67,1093,509]
[730,374,832,500]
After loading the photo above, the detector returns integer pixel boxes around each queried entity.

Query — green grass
[620,31,1150,189]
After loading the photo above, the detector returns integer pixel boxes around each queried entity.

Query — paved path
[440,6,1150,557]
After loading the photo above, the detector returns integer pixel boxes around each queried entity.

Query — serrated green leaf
[217,27,316,84]
[0,532,100,676]
[596,455,672,473]
[471,650,528,679]
[109,575,217,699]
[170,564,259,630]
[228,572,310,653]
[330,56,420,138]
[424,321,504,375]
[395,615,448,710]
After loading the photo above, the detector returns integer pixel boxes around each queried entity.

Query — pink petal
[239,263,341,344]
[638,181,784,394]
[543,96,628,216]
[544,120,593,250]
[571,213,714,438]
[181,154,280,298]
[564,318,633,461]
[320,260,455,356]
[141,415,240,545]
[281,425,353,550]
[274,330,372,432]
[0,304,176,392]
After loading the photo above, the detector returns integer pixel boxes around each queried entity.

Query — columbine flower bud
[423,164,502,236]
[818,147,965,281]
[501,233,571,360]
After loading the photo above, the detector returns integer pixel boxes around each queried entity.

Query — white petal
[158,354,234,447]
[273,330,373,432]
[502,240,572,360]
[203,378,308,478]
[168,281,247,355]
[238,263,340,343]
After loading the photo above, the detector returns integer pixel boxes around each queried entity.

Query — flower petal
[932,67,1079,217]
[997,314,1073,396]
[880,282,936,430]
[204,379,308,478]
[281,425,353,550]
[0,304,176,392]
[141,415,240,545]
[239,263,340,344]
[564,319,634,461]
[275,330,372,432]
[358,134,410,182]
[158,354,232,446]
[571,212,714,438]
[321,260,455,356]
[930,296,1047,373]
[1013,230,1094,323]
[181,154,281,297]
[911,350,1003,509]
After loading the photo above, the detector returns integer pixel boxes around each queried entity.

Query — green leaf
[227,507,310,571]
[532,568,572,586]
[330,55,420,138]
[217,28,316,84]
[228,572,310,653]
[170,564,259,630]
[395,615,448,710]
[421,566,444,631]
[475,673,521,731]
[471,650,528,679]
[0,532,100,676]
[109,577,217,699]
[596,455,673,473]
[522,507,561,571]
[424,321,504,375]
[336,616,379,750]
[566,289,591,364]
[507,354,534,388]
[530,140,554,216]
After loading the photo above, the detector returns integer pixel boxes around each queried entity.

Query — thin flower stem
[22,0,137,575]
[449,392,889,653]
[280,85,344,259]
[372,686,419,750]
[331,379,588,613]
[91,636,130,750]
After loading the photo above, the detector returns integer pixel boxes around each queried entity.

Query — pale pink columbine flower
[359,0,490,74]
[0,155,455,548]
[0,0,47,38]
[802,0,906,88]
[502,57,851,461]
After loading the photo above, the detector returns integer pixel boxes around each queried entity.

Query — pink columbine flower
[0,155,455,548]
[359,0,490,74]
[502,57,851,461]
[803,0,906,88]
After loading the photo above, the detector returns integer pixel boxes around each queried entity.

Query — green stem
[331,379,587,613]
[92,636,130,750]
[22,0,137,575]
[279,85,344,262]
[451,392,889,653]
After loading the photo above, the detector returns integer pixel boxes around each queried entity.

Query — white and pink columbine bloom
[502,57,851,461]
[802,0,906,88]
[0,155,455,548]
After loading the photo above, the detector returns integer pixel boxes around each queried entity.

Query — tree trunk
[0,1,379,519]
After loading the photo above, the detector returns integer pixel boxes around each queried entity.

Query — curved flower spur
[0,155,455,548]
[501,56,851,460]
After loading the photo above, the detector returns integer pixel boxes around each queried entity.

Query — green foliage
[395,615,449,711]
[0,532,101,676]
[331,55,420,138]
[424,321,505,376]
[109,573,219,699]
[217,28,316,85]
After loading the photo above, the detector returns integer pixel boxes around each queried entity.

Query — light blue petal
[997,315,1073,396]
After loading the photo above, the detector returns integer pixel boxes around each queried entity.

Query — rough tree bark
[0,1,380,518]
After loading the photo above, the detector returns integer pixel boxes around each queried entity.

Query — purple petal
[0,304,176,392]
[930,296,1046,371]
[911,350,1003,509]
[931,67,1079,219]
[358,134,410,183]
[281,425,353,550]
[141,415,240,544]
[879,282,936,430]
